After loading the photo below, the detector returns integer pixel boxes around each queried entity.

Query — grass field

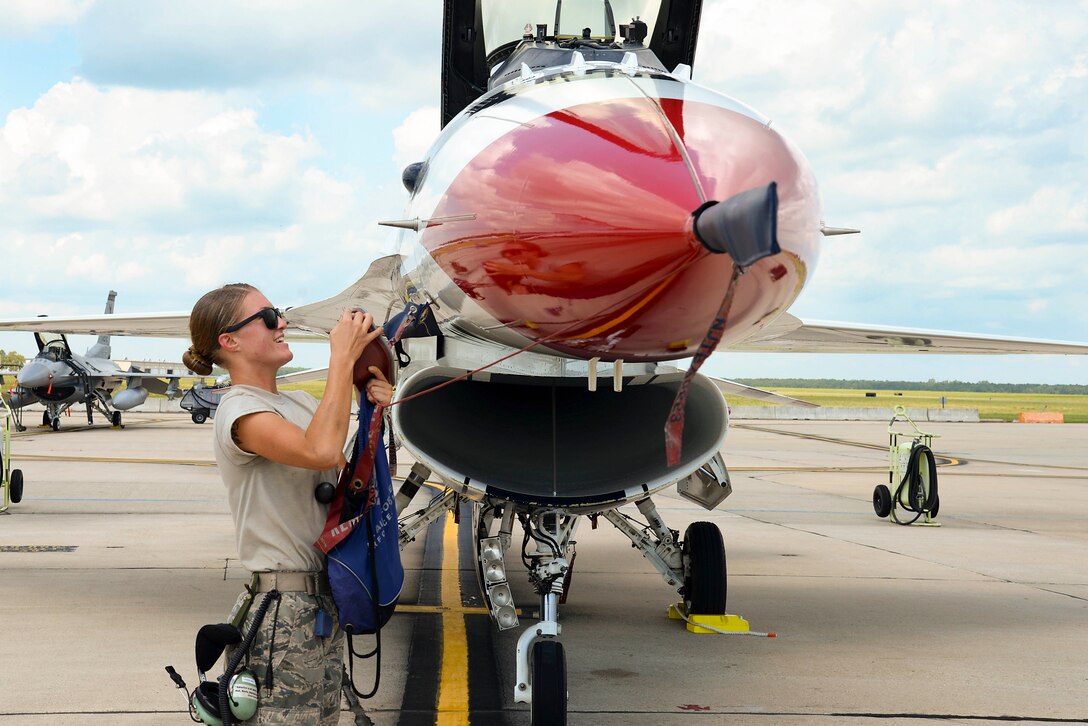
[729,388,1088,423]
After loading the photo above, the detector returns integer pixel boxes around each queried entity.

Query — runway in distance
[1,2,1086,723]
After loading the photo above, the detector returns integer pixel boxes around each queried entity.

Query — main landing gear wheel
[9,469,23,504]
[191,411,207,425]
[51,417,60,432]
[873,484,892,518]
[683,521,727,615]
[111,411,122,427]
[42,411,51,427]
[531,640,566,726]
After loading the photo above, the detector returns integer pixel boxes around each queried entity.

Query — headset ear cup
[228,668,259,721]
[191,682,223,726]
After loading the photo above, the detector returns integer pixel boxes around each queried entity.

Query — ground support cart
[2,394,24,512]
[179,383,230,424]
[873,405,941,526]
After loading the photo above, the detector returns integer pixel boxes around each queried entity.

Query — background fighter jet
[2,291,195,432]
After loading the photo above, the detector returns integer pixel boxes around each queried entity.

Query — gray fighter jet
[3,291,193,432]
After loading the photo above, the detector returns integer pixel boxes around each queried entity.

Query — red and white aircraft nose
[419,84,821,361]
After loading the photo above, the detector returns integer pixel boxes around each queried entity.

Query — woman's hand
[365,366,393,405]
[329,309,382,366]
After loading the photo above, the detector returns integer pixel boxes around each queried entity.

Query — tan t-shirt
[213,385,337,573]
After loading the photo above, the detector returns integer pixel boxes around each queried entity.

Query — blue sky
[0,0,1086,383]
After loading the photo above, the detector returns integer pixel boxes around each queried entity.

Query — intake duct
[391,367,728,511]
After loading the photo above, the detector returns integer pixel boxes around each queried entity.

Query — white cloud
[986,187,1088,238]
[74,0,440,107]
[0,0,93,35]
[0,80,322,228]
[392,107,441,171]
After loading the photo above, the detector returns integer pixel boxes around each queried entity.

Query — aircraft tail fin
[88,290,118,359]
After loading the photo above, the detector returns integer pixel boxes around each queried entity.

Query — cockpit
[34,333,72,362]
[442,0,702,125]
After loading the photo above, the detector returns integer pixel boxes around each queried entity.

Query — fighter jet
[1,3,1088,722]
[3,291,194,432]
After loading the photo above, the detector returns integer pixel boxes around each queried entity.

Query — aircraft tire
[111,411,122,427]
[192,411,208,425]
[42,411,51,427]
[873,485,892,518]
[530,639,566,726]
[51,417,60,432]
[9,469,23,504]
[683,522,727,615]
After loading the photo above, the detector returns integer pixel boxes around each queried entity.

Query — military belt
[253,571,330,595]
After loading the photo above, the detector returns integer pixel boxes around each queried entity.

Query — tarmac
[1,413,1086,725]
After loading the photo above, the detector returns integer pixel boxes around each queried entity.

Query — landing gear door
[676,452,732,511]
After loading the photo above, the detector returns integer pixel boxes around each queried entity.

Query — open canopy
[441,0,703,126]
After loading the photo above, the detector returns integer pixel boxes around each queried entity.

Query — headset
[188,624,258,725]
[167,591,279,725]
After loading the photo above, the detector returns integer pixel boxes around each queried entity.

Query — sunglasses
[222,306,285,333]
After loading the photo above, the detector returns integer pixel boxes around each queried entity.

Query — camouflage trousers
[227,589,344,725]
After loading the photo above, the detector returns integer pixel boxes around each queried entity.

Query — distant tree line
[0,349,26,368]
[734,378,1088,395]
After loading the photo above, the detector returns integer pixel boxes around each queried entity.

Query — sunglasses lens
[261,308,281,329]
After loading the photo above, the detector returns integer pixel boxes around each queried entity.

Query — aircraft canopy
[442,0,703,126]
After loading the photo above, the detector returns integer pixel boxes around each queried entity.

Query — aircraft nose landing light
[479,536,519,630]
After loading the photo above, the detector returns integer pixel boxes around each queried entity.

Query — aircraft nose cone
[17,361,54,388]
[420,88,821,360]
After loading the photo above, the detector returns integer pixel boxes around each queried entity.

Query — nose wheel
[682,521,728,615]
[531,639,566,726]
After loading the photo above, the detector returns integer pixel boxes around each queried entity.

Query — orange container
[1017,412,1064,423]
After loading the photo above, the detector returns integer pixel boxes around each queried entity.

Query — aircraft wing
[0,255,405,340]
[732,313,1088,355]
[276,367,330,385]
[284,254,405,334]
[0,312,195,338]
[708,376,819,407]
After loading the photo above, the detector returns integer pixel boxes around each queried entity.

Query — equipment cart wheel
[873,484,892,518]
[682,521,727,615]
[9,469,23,504]
[50,417,60,432]
[530,639,566,726]
[191,410,208,425]
[111,411,122,427]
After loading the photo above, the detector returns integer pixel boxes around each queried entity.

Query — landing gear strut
[604,496,729,615]
[513,511,574,726]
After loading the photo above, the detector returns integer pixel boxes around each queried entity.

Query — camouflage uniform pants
[228,590,344,725]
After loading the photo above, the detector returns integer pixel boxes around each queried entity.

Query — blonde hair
[183,283,256,376]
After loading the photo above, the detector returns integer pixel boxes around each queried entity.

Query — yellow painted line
[435,512,470,725]
[397,604,493,615]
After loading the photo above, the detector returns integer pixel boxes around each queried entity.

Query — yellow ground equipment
[873,406,940,526]
[2,393,25,512]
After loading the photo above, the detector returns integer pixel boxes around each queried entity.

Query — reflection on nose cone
[17,361,60,389]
